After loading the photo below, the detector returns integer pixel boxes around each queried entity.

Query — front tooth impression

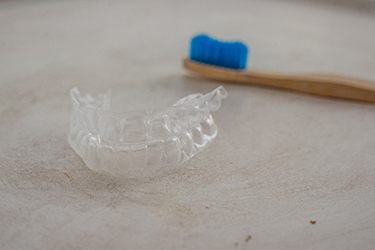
[120,113,147,144]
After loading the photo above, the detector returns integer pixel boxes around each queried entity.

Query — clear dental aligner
[69,86,227,178]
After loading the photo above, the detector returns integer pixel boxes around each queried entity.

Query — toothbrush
[183,34,375,103]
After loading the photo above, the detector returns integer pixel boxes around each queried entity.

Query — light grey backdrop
[1,0,375,249]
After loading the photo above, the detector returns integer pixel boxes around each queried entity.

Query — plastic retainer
[68,86,227,178]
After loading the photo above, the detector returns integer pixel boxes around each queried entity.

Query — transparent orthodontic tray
[69,86,227,178]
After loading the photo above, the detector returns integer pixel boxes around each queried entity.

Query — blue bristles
[189,34,249,70]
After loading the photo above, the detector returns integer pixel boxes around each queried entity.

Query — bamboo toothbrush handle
[183,59,375,103]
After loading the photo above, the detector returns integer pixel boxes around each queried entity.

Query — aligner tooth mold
[68,86,227,177]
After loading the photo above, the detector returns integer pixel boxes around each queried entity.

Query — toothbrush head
[189,33,249,70]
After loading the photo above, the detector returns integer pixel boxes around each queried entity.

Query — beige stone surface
[1,0,375,249]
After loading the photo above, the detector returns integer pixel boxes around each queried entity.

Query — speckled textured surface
[1,0,375,249]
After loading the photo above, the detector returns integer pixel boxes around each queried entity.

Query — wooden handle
[184,58,375,103]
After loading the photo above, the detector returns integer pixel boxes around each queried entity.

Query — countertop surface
[1,0,375,249]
